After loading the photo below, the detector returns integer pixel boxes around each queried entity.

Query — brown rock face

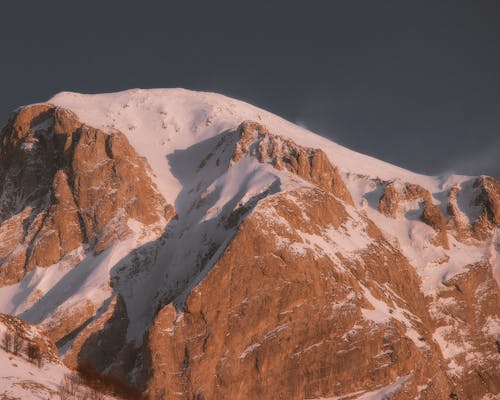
[0,313,59,364]
[446,177,500,242]
[474,176,500,225]
[379,181,449,248]
[446,185,472,242]
[471,176,500,240]
[145,188,452,400]
[432,262,500,399]
[1,105,498,400]
[233,121,354,205]
[0,104,172,286]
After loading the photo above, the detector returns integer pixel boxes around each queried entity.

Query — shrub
[1,332,13,352]
[27,343,43,367]
[12,331,23,355]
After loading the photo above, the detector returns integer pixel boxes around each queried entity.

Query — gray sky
[1,1,498,178]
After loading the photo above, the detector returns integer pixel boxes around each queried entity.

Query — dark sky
[1,1,499,178]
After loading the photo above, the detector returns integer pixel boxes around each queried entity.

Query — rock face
[379,181,449,248]
[0,104,173,286]
[0,90,498,400]
[146,188,452,400]
[234,121,354,205]
[0,313,59,363]
[446,176,500,242]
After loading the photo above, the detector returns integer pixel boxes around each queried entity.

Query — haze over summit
[0,0,499,178]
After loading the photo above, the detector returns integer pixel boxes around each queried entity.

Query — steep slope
[0,314,68,399]
[0,103,173,356]
[0,89,498,399]
[0,313,119,399]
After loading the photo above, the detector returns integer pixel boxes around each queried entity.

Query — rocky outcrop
[379,181,449,248]
[0,104,173,286]
[0,95,498,400]
[431,261,500,398]
[144,188,453,400]
[474,176,500,225]
[446,176,499,242]
[233,121,354,205]
[446,185,472,242]
[471,176,500,240]
[0,313,59,364]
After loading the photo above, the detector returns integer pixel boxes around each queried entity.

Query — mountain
[0,88,498,399]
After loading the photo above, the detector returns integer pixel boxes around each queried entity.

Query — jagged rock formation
[0,104,173,286]
[0,89,498,400]
[379,181,449,248]
[233,121,354,205]
[0,313,122,399]
[146,188,452,399]
[446,176,500,243]
[0,313,59,363]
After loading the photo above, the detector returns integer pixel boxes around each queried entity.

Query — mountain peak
[0,89,498,399]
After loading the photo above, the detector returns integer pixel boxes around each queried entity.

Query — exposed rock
[0,313,59,364]
[474,176,500,225]
[472,176,500,240]
[0,104,172,286]
[446,185,472,242]
[233,121,354,205]
[145,188,452,400]
[379,181,449,248]
[0,92,498,400]
[431,262,500,398]
[446,178,500,242]
[63,295,129,371]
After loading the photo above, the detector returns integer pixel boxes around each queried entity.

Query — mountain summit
[0,89,498,399]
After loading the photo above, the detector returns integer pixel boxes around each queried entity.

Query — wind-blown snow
[49,88,455,199]
[0,87,495,386]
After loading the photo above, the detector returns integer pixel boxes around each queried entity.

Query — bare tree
[12,332,23,356]
[27,343,43,367]
[1,332,13,352]
[58,374,79,399]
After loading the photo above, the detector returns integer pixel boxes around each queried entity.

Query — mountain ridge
[0,89,498,399]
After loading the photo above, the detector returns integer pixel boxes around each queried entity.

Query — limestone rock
[145,188,452,400]
[0,313,59,364]
[0,91,498,400]
[233,121,354,205]
[379,181,449,248]
[0,104,172,286]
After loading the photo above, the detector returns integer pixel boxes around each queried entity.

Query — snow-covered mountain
[0,88,498,399]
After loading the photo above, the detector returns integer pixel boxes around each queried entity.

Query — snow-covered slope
[0,314,118,399]
[50,88,457,198]
[46,88,496,323]
[0,88,497,399]
[0,347,68,399]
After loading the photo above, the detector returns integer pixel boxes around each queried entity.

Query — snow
[355,374,411,400]
[0,226,152,335]
[0,348,117,399]
[0,348,67,399]
[361,195,493,296]
[482,316,500,337]
[239,342,261,359]
[309,374,411,400]
[361,286,428,349]
[48,88,489,297]
[0,88,495,388]
[49,88,454,199]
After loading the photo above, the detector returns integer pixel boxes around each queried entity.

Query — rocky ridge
[0,89,498,399]
[0,104,172,286]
